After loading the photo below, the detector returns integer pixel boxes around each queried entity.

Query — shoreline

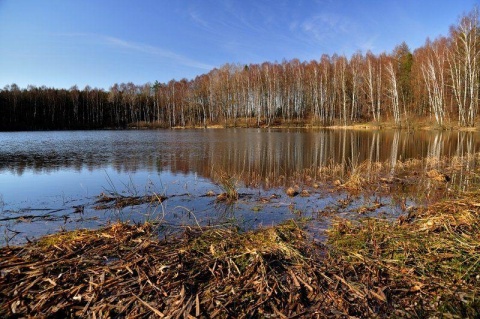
[2,118,480,132]
[1,190,479,317]
[151,120,480,132]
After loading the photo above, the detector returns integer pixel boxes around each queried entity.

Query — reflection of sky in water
[1,164,341,246]
[0,166,230,245]
[0,167,201,211]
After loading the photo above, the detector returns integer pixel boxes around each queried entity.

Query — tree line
[1,8,478,130]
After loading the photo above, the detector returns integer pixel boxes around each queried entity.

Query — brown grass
[213,172,239,203]
[0,221,329,318]
[1,189,480,317]
[326,192,480,317]
[94,192,166,209]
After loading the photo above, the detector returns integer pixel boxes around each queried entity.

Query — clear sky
[0,0,477,90]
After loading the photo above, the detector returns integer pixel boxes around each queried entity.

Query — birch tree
[386,60,401,125]
[420,38,448,125]
[447,8,480,126]
[363,52,382,122]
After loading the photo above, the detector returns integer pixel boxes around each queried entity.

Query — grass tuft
[214,171,239,202]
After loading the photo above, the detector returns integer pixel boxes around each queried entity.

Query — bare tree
[420,38,448,125]
[386,60,401,125]
[447,7,479,126]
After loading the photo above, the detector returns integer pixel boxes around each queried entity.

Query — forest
[0,8,479,130]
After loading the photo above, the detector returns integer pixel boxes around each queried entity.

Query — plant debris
[1,221,329,318]
[2,189,479,318]
[327,191,480,317]
[94,192,166,209]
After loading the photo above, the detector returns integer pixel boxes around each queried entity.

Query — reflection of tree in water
[1,130,480,187]
[389,130,400,175]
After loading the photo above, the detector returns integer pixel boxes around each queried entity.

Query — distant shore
[157,119,480,132]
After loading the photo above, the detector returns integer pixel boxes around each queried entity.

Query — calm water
[1,129,479,245]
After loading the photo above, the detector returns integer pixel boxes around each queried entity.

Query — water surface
[1,129,479,245]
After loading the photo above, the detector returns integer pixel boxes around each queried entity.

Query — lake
[1,128,480,245]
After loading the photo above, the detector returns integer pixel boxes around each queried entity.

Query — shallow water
[1,129,479,245]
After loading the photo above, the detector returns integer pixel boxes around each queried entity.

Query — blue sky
[0,0,477,90]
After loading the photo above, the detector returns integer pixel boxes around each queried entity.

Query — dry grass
[94,192,166,210]
[326,191,480,317]
[1,189,480,317]
[213,172,239,203]
[219,152,480,197]
[0,221,332,318]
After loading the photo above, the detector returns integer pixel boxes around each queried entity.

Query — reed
[214,171,239,202]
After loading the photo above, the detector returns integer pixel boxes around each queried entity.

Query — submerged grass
[94,192,166,209]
